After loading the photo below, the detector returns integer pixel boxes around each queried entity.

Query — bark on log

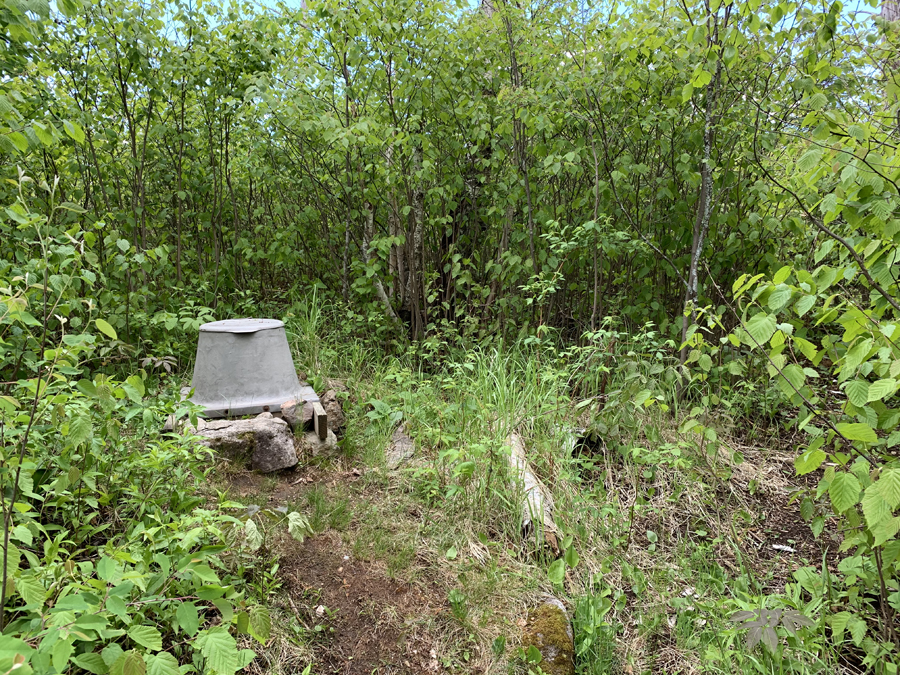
[507,433,559,553]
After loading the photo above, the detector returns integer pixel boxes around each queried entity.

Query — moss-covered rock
[522,597,574,675]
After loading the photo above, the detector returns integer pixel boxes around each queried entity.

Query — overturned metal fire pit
[189,318,302,417]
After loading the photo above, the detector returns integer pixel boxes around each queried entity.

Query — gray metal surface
[200,318,284,333]
[190,318,302,417]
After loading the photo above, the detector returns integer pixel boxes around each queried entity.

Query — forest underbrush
[190,302,855,675]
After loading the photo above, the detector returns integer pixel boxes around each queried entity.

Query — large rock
[386,424,415,469]
[321,389,345,432]
[280,398,308,432]
[522,597,574,675]
[296,428,338,458]
[191,412,298,472]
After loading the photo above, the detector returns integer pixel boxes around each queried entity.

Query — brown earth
[280,531,442,675]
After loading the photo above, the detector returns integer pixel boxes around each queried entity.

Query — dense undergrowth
[2,0,900,672]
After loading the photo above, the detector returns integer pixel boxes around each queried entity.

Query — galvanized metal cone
[189,318,302,417]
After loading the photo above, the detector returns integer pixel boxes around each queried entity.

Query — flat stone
[322,389,345,432]
[386,424,415,469]
[296,429,338,458]
[191,415,297,473]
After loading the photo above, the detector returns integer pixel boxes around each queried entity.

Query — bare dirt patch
[280,531,444,675]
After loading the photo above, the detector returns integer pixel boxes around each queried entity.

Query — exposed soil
[280,531,443,675]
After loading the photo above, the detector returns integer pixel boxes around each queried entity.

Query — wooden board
[312,401,328,440]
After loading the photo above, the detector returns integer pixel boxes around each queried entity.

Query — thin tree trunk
[679,5,729,369]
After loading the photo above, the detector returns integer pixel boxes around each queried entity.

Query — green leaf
[8,132,28,152]
[102,644,124,668]
[768,285,792,311]
[744,312,777,347]
[127,625,162,651]
[797,147,824,172]
[244,519,263,551]
[74,653,110,675]
[868,379,897,403]
[52,638,74,672]
[563,546,580,569]
[875,468,900,509]
[848,617,866,646]
[75,614,109,630]
[525,645,543,664]
[32,122,54,147]
[196,627,238,675]
[830,611,851,643]
[236,650,255,669]
[97,557,122,582]
[68,409,93,448]
[176,601,199,637]
[796,448,826,476]
[15,576,45,606]
[249,606,271,645]
[95,319,117,340]
[836,422,878,444]
[145,653,179,675]
[829,472,862,513]
[122,651,145,675]
[11,524,32,547]
[547,558,565,585]
[862,485,892,527]
[773,266,792,285]
[63,120,85,143]
[845,380,870,407]
[287,512,311,542]
[794,294,816,317]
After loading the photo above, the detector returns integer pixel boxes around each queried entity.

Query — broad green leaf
[175,601,199,637]
[797,147,824,172]
[861,486,891,527]
[128,625,162,651]
[773,265,792,285]
[744,312,777,347]
[836,422,878,444]
[74,653,109,675]
[121,651,145,675]
[829,472,862,513]
[63,120,85,143]
[15,576,45,606]
[564,546,580,569]
[95,319,117,340]
[52,638,74,672]
[196,627,238,675]
[145,653,179,675]
[868,379,897,402]
[871,516,900,547]
[830,611,851,642]
[249,605,271,644]
[244,519,263,551]
[236,650,255,669]
[796,448,826,476]
[845,380,870,407]
[287,512,310,541]
[11,524,32,546]
[875,469,900,509]
[794,294,816,317]
[768,285,792,311]
[848,617,866,647]
[236,611,250,635]
[68,409,93,448]
[102,645,124,667]
[548,558,565,585]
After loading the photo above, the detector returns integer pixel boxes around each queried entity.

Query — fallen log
[507,433,559,554]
